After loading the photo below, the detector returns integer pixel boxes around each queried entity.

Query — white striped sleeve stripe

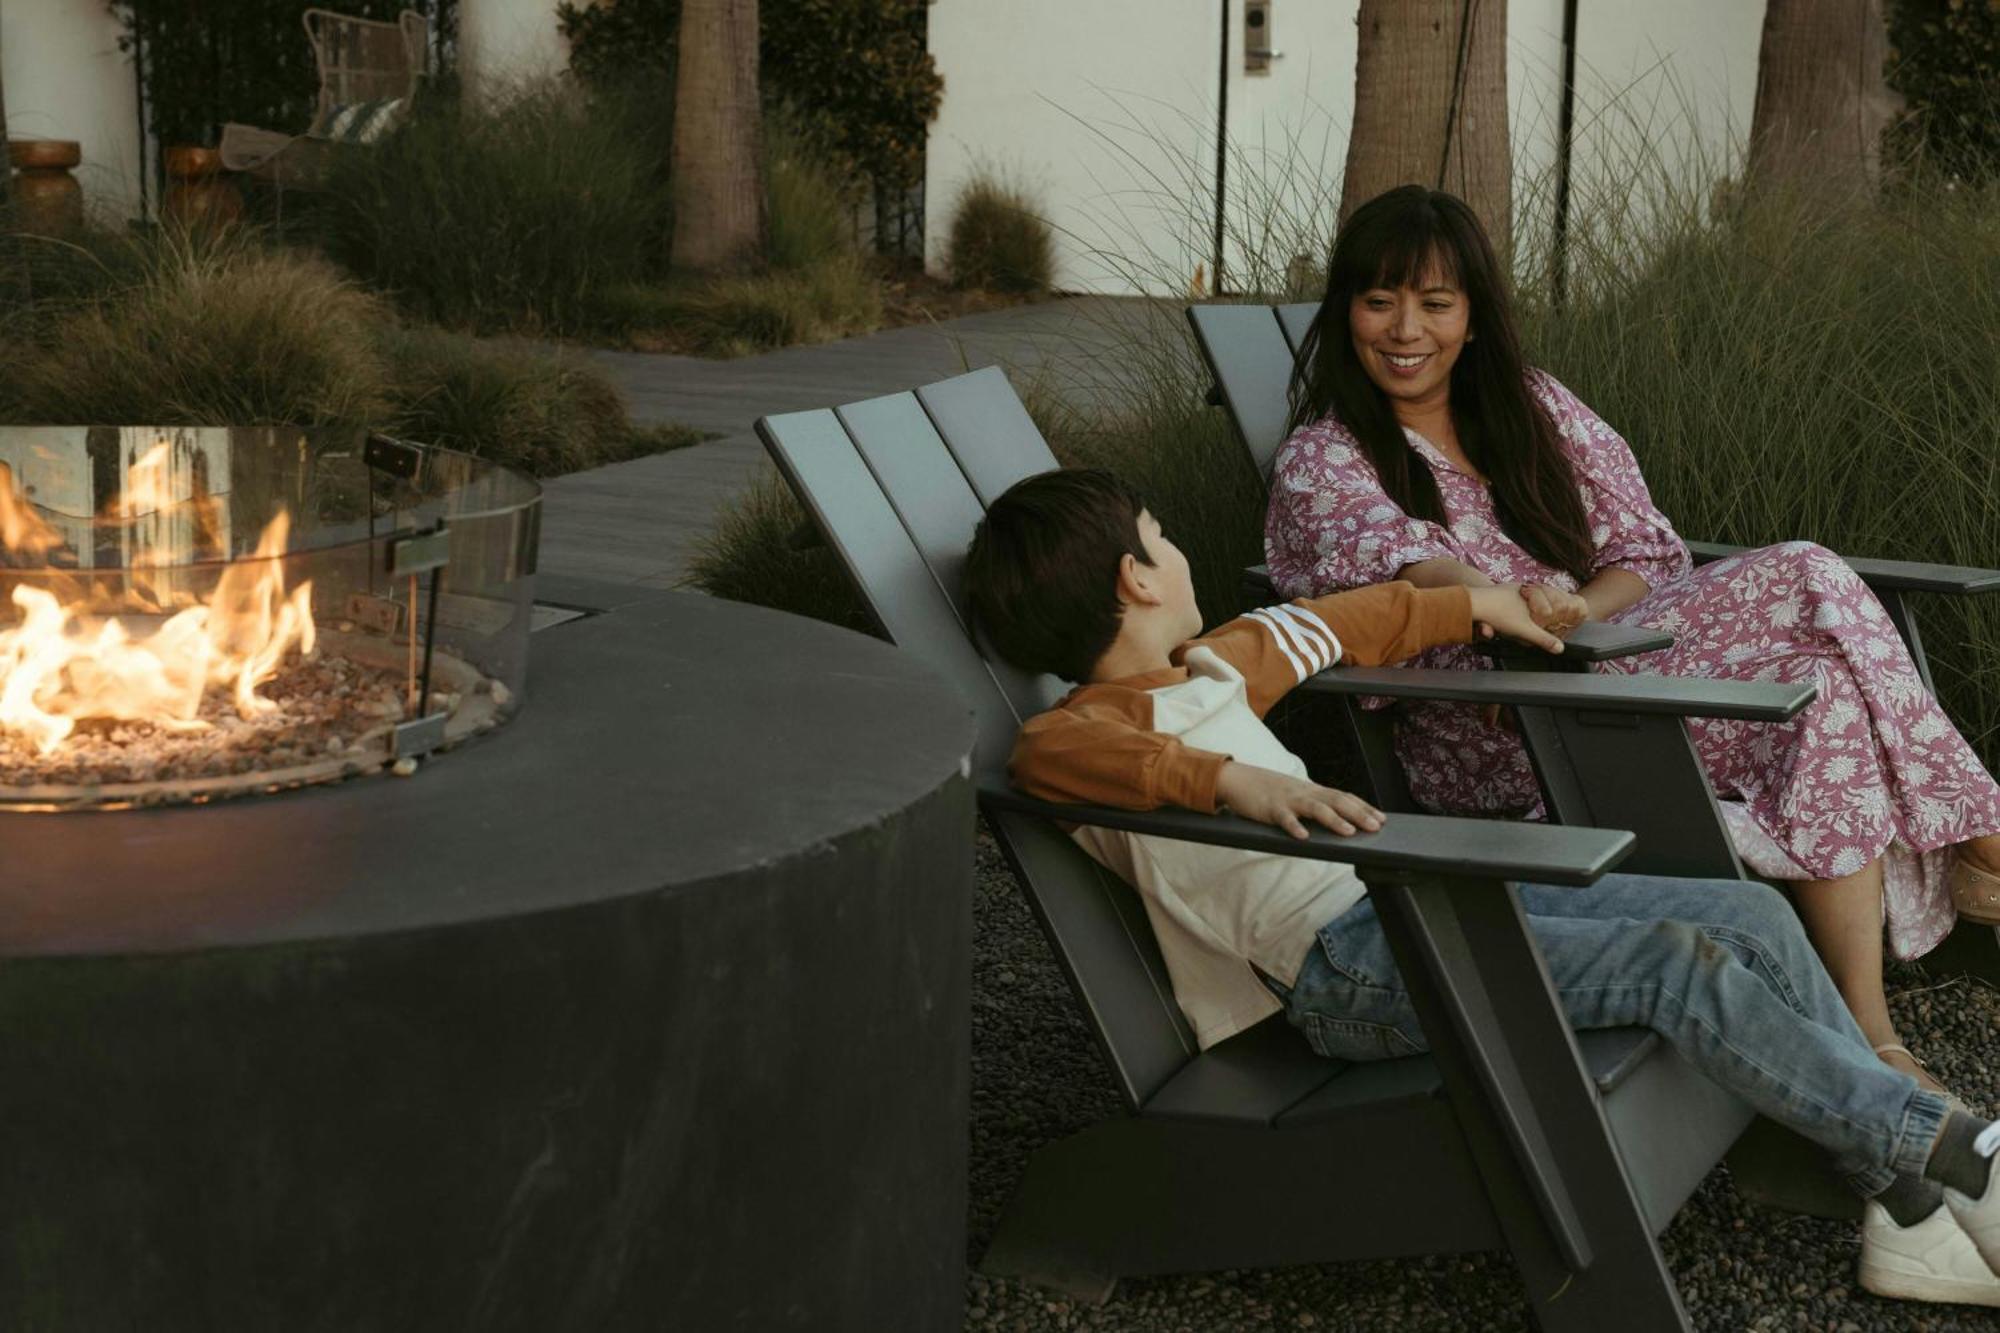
[1273,603,1343,669]
[1279,606,1334,673]
[1245,609,1309,682]
[1255,607,1326,675]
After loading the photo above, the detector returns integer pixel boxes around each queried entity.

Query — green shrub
[766,117,859,272]
[606,253,881,356]
[1888,0,2000,182]
[683,468,872,633]
[377,326,698,476]
[0,225,390,426]
[0,223,686,478]
[946,174,1055,294]
[315,79,670,333]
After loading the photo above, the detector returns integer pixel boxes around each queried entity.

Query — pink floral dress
[1265,370,2000,959]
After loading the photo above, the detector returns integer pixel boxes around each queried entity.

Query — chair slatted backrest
[759,384,1204,1107]
[835,390,1064,720]
[1184,306,1299,478]
[912,366,1058,505]
[1276,301,1317,354]
[306,8,428,120]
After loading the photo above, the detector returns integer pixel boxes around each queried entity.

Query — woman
[1265,185,2000,1093]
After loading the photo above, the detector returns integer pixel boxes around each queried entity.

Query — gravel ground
[964,827,2000,1333]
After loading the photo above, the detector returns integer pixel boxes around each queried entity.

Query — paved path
[538,296,1173,587]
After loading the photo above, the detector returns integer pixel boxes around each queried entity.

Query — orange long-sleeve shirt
[1011,581,1473,811]
[1006,580,1474,1049]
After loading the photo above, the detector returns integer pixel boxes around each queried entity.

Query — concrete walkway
[537,296,1173,587]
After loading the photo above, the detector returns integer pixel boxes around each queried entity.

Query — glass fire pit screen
[0,426,540,810]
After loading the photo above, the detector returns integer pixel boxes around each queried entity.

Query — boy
[963,467,2000,1309]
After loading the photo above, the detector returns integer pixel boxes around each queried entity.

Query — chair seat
[218,122,296,173]
[1144,1019,1661,1128]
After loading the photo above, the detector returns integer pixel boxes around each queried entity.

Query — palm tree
[1747,0,1902,204]
[1341,0,1512,257]
[670,0,762,270]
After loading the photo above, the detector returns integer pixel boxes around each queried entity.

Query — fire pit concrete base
[0,587,977,1332]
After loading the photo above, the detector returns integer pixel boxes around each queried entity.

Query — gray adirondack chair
[754,365,1828,1332]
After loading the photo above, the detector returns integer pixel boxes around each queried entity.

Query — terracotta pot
[162,145,243,227]
[7,139,82,172]
[164,145,224,181]
[7,140,86,233]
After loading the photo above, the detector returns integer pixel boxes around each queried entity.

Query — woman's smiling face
[1347,269,1471,410]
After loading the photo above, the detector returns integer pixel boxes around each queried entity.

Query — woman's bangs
[1369,233,1461,294]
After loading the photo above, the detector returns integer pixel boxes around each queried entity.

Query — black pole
[1552,0,1580,308]
[1212,0,1229,297]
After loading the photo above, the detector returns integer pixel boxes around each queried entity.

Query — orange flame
[0,512,316,754]
[0,461,62,559]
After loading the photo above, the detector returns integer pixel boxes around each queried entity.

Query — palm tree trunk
[1747,0,1901,204]
[1341,0,1512,257]
[670,0,762,271]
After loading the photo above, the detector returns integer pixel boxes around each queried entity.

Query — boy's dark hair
[963,468,1153,683]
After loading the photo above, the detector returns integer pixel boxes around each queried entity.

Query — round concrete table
[0,588,977,1331]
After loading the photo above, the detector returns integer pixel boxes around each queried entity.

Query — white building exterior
[1,0,145,221]
[923,0,1766,295]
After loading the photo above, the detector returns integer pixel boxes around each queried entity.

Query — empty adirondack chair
[753,364,1834,1333]
[218,9,428,190]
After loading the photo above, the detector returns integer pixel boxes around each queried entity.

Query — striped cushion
[308,98,405,144]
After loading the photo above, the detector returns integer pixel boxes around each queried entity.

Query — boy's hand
[1215,762,1385,840]
[1467,586,1567,654]
[1519,583,1590,634]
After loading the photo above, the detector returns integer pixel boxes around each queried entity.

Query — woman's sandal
[1950,852,2000,926]
[1875,1042,1972,1114]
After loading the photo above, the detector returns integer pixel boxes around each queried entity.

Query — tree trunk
[1341,0,1512,258]
[670,0,761,271]
[1747,0,1901,204]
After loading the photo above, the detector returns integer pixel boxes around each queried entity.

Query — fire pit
[0,425,538,808]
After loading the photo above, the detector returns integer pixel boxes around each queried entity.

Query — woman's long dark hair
[1287,185,1594,583]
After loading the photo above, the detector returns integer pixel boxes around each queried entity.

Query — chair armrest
[1241,564,1673,663]
[1303,665,1813,722]
[1478,620,1672,663]
[1687,540,2000,595]
[978,782,1634,886]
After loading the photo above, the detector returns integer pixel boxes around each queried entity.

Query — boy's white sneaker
[1860,1201,2000,1307]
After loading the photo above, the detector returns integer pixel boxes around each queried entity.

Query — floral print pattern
[1266,371,2000,958]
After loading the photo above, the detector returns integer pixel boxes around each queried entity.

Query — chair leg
[1369,875,1693,1333]
[981,1103,1501,1301]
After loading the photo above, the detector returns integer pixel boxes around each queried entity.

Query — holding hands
[1466,586,1568,654]
[1517,583,1591,635]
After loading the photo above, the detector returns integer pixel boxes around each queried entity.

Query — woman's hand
[1216,762,1385,840]
[1518,583,1591,635]
[1466,587,1566,654]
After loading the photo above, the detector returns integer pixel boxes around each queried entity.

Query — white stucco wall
[924,1,1220,297]
[926,0,1766,296]
[1,0,144,221]
[458,0,574,100]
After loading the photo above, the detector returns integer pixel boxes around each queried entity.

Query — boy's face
[1136,509,1202,641]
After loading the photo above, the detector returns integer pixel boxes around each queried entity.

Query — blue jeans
[1275,873,1950,1195]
